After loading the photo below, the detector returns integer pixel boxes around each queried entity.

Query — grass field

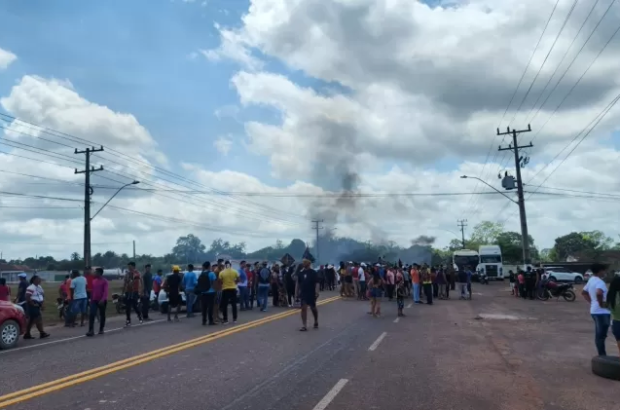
[8,280,126,326]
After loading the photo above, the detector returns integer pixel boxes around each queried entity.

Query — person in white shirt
[582,263,611,356]
[359,263,367,300]
[24,275,50,340]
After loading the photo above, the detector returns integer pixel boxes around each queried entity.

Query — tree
[172,234,206,263]
[70,252,81,261]
[470,221,503,245]
[553,232,599,261]
[495,231,538,263]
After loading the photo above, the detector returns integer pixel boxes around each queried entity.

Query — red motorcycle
[537,280,576,302]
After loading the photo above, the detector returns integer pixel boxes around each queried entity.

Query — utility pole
[497,125,533,266]
[457,220,467,249]
[312,219,324,262]
[75,146,104,269]
[133,240,136,259]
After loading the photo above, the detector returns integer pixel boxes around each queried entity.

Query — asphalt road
[0,286,618,410]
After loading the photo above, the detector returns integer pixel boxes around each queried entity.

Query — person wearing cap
[123,262,144,326]
[298,259,319,331]
[15,272,29,306]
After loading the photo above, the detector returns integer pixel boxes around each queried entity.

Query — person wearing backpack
[257,261,271,312]
[196,261,217,326]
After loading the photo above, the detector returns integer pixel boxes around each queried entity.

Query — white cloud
[200,24,264,71]
[0,47,17,70]
[213,135,234,156]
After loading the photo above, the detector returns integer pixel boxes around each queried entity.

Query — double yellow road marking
[0,295,341,408]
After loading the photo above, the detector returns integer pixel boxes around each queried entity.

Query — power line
[507,0,579,128]
[470,0,562,224]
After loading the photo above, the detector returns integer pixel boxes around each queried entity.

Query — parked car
[0,300,27,349]
[543,267,584,284]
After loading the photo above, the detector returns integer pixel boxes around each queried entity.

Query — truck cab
[478,245,503,280]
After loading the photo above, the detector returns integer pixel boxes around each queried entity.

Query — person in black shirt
[299,259,319,331]
[508,270,516,295]
[165,267,182,322]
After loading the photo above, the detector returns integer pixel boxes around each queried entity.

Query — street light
[460,175,517,204]
[91,180,140,220]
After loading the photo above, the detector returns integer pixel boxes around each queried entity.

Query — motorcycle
[537,280,576,302]
[111,293,126,314]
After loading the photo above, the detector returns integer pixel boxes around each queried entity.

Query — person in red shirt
[86,267,108,336]
[0,278,10,302]
[85,266,95,302]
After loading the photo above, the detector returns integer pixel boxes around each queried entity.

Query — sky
[1,0,620,261]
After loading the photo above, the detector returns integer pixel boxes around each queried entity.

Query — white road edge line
[312,379,349,410]
[406,303,412,308]
[0,319,165,354]
[393,317,400,323]
[368,332,387,351]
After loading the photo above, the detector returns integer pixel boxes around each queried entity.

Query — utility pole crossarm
[75,146,105,269]
[497,125,533,265]
[457,219,467,249]
[312,219,324,263]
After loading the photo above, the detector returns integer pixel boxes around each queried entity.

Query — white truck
[452,249,480,274]
[477,245,504,281]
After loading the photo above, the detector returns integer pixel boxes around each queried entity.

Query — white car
[544,267,584,284]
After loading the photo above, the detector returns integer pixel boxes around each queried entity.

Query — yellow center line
[0,296,341,408]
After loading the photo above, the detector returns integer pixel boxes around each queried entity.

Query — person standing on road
[422,266,433,305]
[582,263,611,356]
[24,275,50,340]
[508,270,516,296]
[141,264,153,321]
[436,267,447,300]
[219,261,240,324]
[123,262,144,326]
[86,268,108,336]
[386,267,395,301]
[458,267,468,300]
[197,262,217,326]
[237,261,250,311]
[183,264,198,318]
[257,261,271,311]
[606,275,620,356]
[411,264,421,304]
[524,266,536,300]
[359,263,368,300]
[165,266,182,322]
[299,259,319,331]
[153,269,163,296]
[15,272,29,306]
[369,270,384,317]
[70,270,88,327]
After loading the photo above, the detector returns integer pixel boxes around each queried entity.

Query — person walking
[508,270,516,296]
[219,261,240,324]
[183,264,198,318]
[197,262,217,326]
[582,263,611,356]
[86,268,108,336]
[123,262,144,326]
[23,275,50,340]
[298,259,319,331]
[141,264,153,321]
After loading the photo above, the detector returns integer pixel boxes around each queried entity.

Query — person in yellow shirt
[218,261,240,324]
